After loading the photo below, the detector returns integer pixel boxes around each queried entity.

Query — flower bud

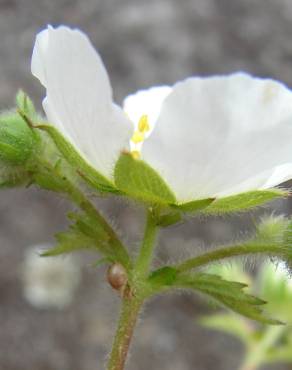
[0,112,38,165]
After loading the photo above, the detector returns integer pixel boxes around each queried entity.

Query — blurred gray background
[1,0,292,369]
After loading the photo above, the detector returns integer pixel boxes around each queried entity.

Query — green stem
[134,210,158,278]
[239,325,285,370]
[106,297,143,370]
[106,210,159,370]
[176,243,281,273]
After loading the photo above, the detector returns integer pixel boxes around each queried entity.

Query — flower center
[130,115,150,159]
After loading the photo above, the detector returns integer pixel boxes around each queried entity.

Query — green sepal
[35,124,118,194]
[114,152,176,205]
[173,198,215,213]
[174,273,281,325]
[155,211,182,227]
[0,112,39,165]
[202,189,288,215]
[41,231,94,256]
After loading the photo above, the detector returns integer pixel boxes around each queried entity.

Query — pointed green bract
[35,124,118,193]
[114,153,176,205]
[16,90,37,120]
[202,189,288,215]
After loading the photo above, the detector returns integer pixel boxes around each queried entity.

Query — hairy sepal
[173,198,215,213]
[114,152,176,206]
[0,112,39,165]
[35,124,118,194]
[202,189,288,215]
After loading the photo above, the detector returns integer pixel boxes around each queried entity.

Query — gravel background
[1,1,292,369]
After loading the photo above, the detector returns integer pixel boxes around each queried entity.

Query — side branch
[176,243,282,273]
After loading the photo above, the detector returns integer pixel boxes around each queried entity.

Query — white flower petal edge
[142,73,292,202]
[31,25,133,180]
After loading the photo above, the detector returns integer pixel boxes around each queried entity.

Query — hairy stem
[107,209,160,370]
[134,210,158,278]
[176,243,282,272]
[107,297,143,370]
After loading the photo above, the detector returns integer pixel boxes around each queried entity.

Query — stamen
[138,115,150,133]
[131,150,141,160]
[131,131,145,144]
[130,115,150,159]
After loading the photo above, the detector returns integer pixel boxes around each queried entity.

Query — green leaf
[35,124,118,194]
[67,212,108,241]
[41,229,95,256]
[41,212,130,268]
[179,273,266,305]
[114,152,176,205]
[149,266,178,286]
[174,273,281,324]
[42,212,110,257]
[202,190,287,215]
[173,198,215,213]
[199,313,252,344]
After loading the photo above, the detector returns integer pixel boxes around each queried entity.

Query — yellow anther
[138,115,150,133]
[131,150,141,160]
[131,131,145,144]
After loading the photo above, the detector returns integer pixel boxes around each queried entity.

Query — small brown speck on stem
[107,263,128,292]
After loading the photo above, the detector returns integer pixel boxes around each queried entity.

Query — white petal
[32,25,132,179]
[142,72,292,202]
[123,86,172,131]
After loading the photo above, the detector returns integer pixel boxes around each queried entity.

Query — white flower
[22,245,81,309]
[32,25,292,202]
